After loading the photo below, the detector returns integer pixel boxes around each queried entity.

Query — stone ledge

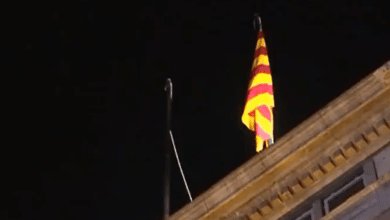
[168,61,390,220]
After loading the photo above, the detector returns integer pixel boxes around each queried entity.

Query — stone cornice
[168,60,390,220]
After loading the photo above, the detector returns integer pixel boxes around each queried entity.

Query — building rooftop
[168,60,390,220]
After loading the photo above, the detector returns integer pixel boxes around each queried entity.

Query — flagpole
[163,79,193,219]
[163,78,173,220]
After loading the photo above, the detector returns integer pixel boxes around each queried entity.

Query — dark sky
[3,0,390,220]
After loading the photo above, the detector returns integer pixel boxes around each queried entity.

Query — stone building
[168,60,390,220]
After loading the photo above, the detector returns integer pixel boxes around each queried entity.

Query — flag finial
[253,13,262,31]
[165,78,173,99]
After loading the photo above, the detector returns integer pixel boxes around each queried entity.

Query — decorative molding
[168,61,390,220]
[243,117,390,220]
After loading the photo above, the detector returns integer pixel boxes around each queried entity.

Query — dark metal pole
[163,78,173,220]
[253,13,262,31]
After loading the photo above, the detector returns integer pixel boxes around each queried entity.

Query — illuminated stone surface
[168,61,390,220]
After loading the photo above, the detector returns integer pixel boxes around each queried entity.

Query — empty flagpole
[163,78,172,220]
[163,78,193,219]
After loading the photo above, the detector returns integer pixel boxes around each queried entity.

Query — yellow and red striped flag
[241,30,274,152]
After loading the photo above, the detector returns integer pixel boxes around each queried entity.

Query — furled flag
[241,28,274,152]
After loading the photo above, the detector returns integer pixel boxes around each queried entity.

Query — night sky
[3,1,390,220]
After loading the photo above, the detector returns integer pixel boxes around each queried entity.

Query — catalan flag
[241,29,274,152]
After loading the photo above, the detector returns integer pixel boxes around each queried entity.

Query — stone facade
[168,60,390,220]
